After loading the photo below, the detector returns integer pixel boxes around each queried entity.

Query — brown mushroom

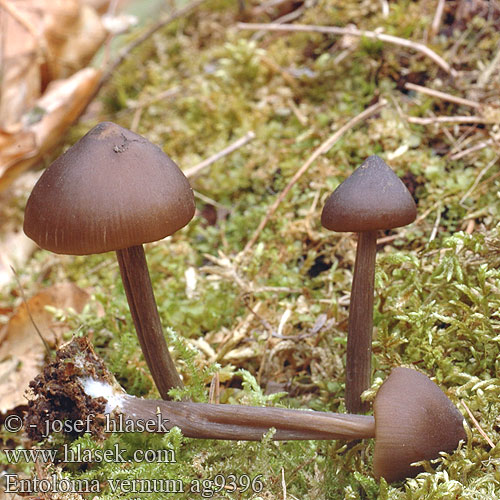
[23,122,195,399]
[27,338,466,483]
[103,367,467,482]
[321,155,417,413]
[373,367,466,482]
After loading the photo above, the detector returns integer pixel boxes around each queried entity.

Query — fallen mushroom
[321,156,417,413]
[23,122,195,399]
[26,338,466,483]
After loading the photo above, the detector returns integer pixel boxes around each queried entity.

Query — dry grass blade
[185,131,256,178]
[429,0,445,40]
[461,400,495,448]
[407,115,488,124]
[450,138,495,160]
[10,265,51,356]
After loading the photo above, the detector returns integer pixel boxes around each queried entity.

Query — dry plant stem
[346,231,377,414]
[430,0,445,40]
[242,99,387,254]
[237,23,456,77]
[116,245,183,399]
[407,115,487,125]
[460,400,495,448]
[405,82,480,108]
[184,131,256,178]
[119,395,375,441]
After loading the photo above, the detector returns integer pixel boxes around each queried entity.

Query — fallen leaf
[0,67,101,192]
[0,282,90,413]
[0,128,37,169]
[0,230,36,291]
[0,490,24,500]
[0,0,111,190]
[43,1,107,81]
[0,0,44,131]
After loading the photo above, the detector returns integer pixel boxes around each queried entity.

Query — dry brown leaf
[43,0,107,81]
[0,490,24,500]
[0,0,110,190]
[0,0,108,127]
[0,128,37,169]
[0,282,90,413]
[0,230,36,290]
[0,0,45,131]
[0,67,101,191]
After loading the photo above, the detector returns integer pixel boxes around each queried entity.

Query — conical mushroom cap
[24,122,195,255]
[373,367,466,483]
[321,155,417,232]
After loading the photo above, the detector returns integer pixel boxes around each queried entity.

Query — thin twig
[405,82,481,109]
[428,204,442,242]
[237,22,457,77]
[450,138,494,161]
[429,0,445,40]
[448,126,480,158]
[379,0,389,17]
[10,266,51,357]
[242,98,387,254]
[376,198,447,245]
[477,41,500,89]
[127,86,182,110]
[459,156,499,205]
[208,372,220,404]
[127,87,182,131]
[407,115,488,125]
[281,468,287,500]
[184,131,256,177]
[251,0,296,16]
[251,6,306,41]
[192,190,229,210]
[0,0,41,42]
[461,400,495,448]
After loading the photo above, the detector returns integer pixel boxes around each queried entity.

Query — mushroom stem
[116,245,183,399]
[118,395,375,441]
[26,338,466,484]
[346,230,377,414]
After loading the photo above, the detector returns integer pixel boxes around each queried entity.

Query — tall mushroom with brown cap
[321,155,417,413]
[23,121,195,399]
[27,338,466,483]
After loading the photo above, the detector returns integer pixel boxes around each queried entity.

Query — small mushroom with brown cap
[373,367,466,482]
[23,121,195,399]
[321,155,417,413]
[27,338,466,483]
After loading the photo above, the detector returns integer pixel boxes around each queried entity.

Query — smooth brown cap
[373,367,466,483]
[321,155,417,232]
[24,122,195,255]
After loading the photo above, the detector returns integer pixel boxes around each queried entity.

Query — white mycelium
[80,377,126,414]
